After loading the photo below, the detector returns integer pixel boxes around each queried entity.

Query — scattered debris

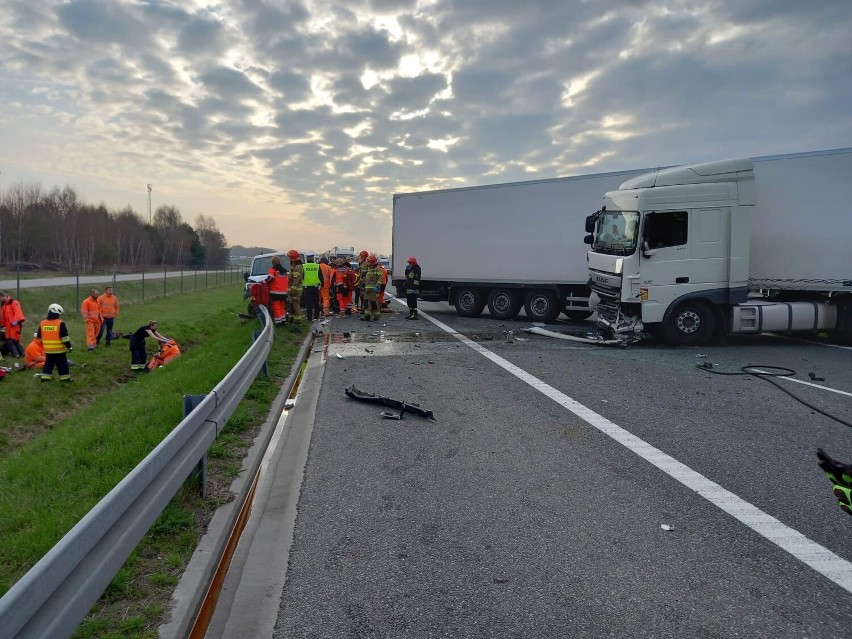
[808,372,825,382]
[313,348,323,353]
[695,354,708,358]
[525,326,624,346]
[345,386,437,421]
[284,399,296,410]
[365,347,375,353]
[503,330,515,344]
[696,362,715,370]
[660,524,674,532]
[530,322,546,327]
[336,353,345,359]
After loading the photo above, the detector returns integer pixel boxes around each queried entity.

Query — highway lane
[207,299,852,638]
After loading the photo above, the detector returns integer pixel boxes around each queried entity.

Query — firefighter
[333,258,354,316]
[0,291,26,358]
[287,249,304,326]
[319,257,334,316]
[359,255,383,322]
[405,256,421,319]
[38,303,73,382]
[302,252,323,321]
[81,288,102,351]
[353,250,369,311]
[377,260,389,308]
[96,286,120,347]
[266,256,289,325]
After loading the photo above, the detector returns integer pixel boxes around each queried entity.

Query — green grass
[0,279,305,637]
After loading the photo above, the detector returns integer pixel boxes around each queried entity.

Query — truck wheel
[455,287,485,317]
[487,289,521,320]
[662,300,715,346]
[524,291,560,323]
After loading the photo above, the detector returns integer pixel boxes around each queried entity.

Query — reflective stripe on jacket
[268,267,289,293]
[40,318,68,354]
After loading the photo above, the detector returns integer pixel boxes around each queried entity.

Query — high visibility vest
[302,262,320,287]
[98,294,119,318]
[40,318,67,354]
[268,267,289,293]
[81,297,100,321]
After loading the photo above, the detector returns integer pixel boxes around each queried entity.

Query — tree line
[0,181,229,272]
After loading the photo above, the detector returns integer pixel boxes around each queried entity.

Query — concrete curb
[159,330,314,639]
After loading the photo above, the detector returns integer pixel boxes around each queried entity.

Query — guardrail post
[251,329,268,378]
[183,394,208,498]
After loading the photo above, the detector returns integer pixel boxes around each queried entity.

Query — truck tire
[662,300,715,346]
[487,288,521,320]
[524,290,560,323]
[455,287,485,318]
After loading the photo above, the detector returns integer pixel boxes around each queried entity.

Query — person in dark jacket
[129,320,170,372]
[404,256,421,320]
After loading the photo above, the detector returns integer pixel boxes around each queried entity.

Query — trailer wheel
[524,291,560,323]
[487,289,521,320]
[455,287,485,317]
[662,300,715,346]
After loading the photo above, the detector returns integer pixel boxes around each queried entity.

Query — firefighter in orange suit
[38,303,73,381]
[377,261,389,307]
[319,257,334,316]
[266,256,289,325]
[81,289,102,351]
[333,258,354,317]
[24,333,46,370]
[0,291,26,358]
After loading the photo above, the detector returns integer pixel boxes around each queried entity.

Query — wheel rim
[675,309,701,334]
[531,296,549,316]
[493,293,511,313]
[458,292,475,311]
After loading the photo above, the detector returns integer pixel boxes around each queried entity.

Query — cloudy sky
[1,0,850,254]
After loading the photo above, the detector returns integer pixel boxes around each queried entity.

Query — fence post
[75,264,80,311]
[183,394,208,498]
[113,264,117,289]
[16,262,21,299]
[163,266,167,297]
[205,269,208,289]
[180,268,184,295]
[142,267,146,302]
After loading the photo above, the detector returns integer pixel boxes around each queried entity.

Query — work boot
[412,309,419,319]
[360,315,371,322]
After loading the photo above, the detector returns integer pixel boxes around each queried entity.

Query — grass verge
[0,281,305,638]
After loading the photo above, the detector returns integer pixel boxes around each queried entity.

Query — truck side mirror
[584,216,595,233]
[243,271,250,282]
[641,240,657,257]
[583,234,594,245]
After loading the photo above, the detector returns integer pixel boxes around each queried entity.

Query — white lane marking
[418,310,852,594]
[767,333,852,352]
[750,369,852,398]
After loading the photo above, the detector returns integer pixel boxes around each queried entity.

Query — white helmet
[48,303,64,315]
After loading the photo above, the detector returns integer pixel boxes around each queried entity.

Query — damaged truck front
[585,148,852,346]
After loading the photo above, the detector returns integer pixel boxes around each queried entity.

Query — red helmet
[407,256,417,265]
[287,249,300,261]
[367,254,378,265]
[359,250,369,258]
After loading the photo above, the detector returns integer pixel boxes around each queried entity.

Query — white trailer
[586,148,852,345]
[391,168,654,322]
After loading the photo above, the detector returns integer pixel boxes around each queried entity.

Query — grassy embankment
[0,279,304,638]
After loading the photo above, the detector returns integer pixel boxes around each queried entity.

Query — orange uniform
[319,261,334,316]
[24,337,46,369]
[80,295,102,350]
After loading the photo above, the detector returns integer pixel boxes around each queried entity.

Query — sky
[1,0,851,255]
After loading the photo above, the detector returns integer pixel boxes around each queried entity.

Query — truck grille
[591,280,620,301]
[596,299,619,324]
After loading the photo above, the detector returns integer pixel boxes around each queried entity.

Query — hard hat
[407,256,417,265]
[48,303,64,315]
[359,250,369,258]
[367,255,378,265]
[287,249,301,261]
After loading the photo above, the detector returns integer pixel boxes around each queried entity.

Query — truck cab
[243,251,305,297]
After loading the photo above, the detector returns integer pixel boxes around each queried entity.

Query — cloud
[0,0,850,253]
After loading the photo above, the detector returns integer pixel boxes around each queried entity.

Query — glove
[817,449,852,516]
[373,285,380,293]
[11,321,19,327]
[67,345,73,352]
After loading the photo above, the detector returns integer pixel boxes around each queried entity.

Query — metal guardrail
[0,308,274,639]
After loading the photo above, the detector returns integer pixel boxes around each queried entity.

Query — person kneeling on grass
[129,320,170,373]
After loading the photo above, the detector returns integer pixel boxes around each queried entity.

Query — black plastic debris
[345,386,437,421]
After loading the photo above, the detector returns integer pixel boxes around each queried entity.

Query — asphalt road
[207,298,852,638]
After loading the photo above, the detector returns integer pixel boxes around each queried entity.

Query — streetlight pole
[147,183,152,225]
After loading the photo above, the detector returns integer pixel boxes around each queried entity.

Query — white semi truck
[391,167,655,322]
[586,148,852,345]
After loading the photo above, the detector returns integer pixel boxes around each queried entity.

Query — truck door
[638,210,691,323]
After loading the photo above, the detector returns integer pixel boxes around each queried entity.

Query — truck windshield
[593,210,640,255]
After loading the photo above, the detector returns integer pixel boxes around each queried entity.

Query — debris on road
[345,386,437,421]
[335,353,345,359]
[809,372,825,382]
[525,326,625,346]
[660,524,674,532]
